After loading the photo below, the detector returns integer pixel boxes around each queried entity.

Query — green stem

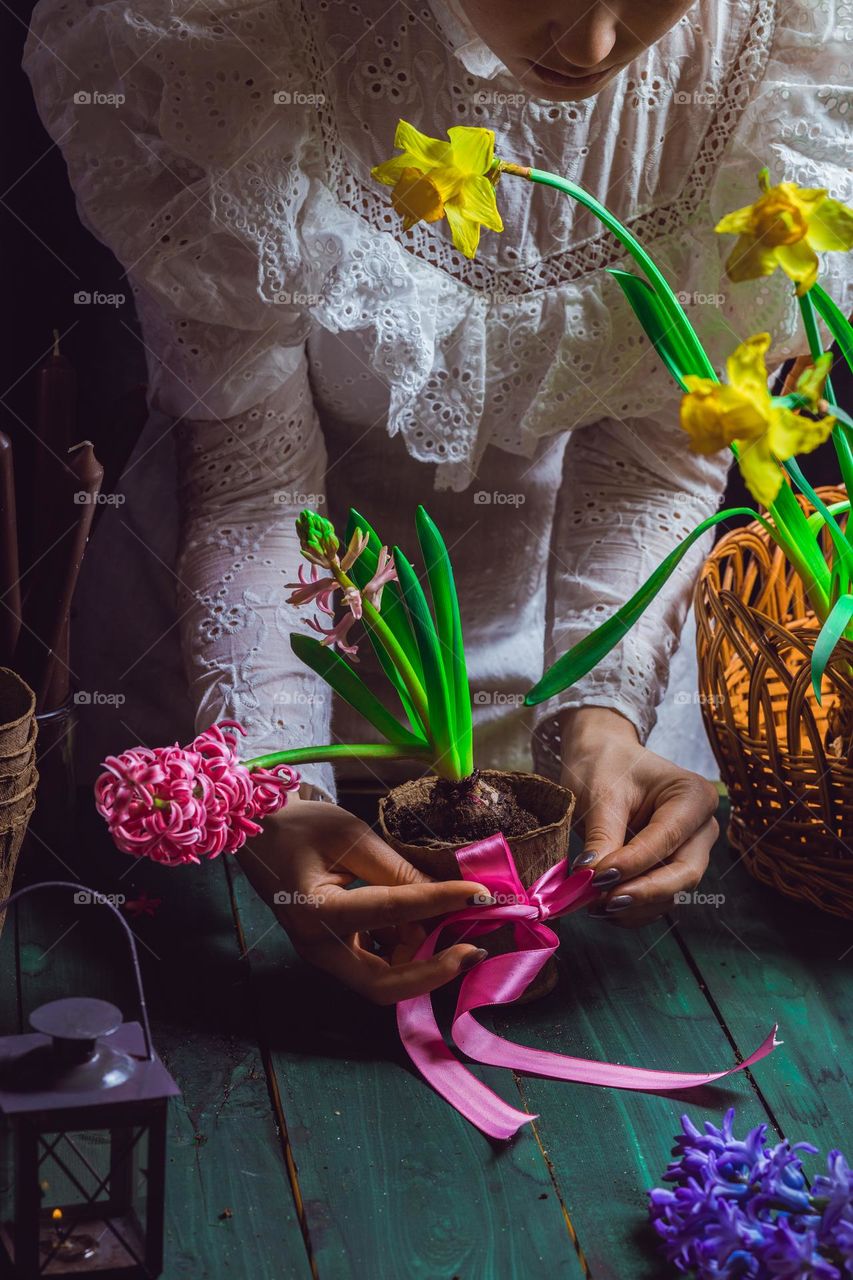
[359,594,432,734]
[245,743,433,771]
[331,563,432,736]
[505,165,717,380]
[798,288,853,516]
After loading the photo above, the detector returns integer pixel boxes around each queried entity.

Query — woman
[24,0,851,999]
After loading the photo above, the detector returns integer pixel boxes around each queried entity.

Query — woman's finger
[590,777,718,885]
[571,796,630,870]
[337,821,446,887]
[590,816,718,925]
[299,934,487,1006]
[315,878,492,934]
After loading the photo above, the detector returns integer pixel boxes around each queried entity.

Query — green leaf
[807,499,851,536]
[394,546,460,776]
[289,633,428,750]
[810,283,853,376]
[811,592,853,704]
[783,457,853,588]
[345,509,426,734]
[415,506,473,776]
[525,506,778,705]
[608,270,694,387]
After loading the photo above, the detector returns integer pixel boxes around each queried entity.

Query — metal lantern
[0,882,179,1279]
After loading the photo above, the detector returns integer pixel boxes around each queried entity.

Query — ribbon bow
[397,833,780,1140]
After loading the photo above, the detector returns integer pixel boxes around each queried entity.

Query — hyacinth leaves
[281,507,475,782]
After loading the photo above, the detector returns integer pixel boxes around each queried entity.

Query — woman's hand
[559,706,720,926]
[238,794,491,1004]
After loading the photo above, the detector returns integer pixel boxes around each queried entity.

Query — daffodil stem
[500,163,717,381]
[798,290,853,520]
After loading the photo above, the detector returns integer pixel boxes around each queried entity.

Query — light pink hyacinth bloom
[286,531,397,659]
[95,721,300,866]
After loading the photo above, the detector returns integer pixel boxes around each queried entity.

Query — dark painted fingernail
[572,850,597,869]
[467,893,497,906]
[459,947,489,972]
[605,895,634,913]
[592,867,621,887]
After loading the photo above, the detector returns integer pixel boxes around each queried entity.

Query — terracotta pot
[379,770,575,1001]
[0,668,36,754]
[696,487,853,919]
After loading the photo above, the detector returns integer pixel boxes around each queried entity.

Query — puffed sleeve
[23,0,316,420]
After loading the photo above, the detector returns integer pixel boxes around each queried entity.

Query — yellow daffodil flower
[715,170,853,296]
[371,120,503,259]
[680,333,835,507]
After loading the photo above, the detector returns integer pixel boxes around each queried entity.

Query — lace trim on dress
[300,0,777,293]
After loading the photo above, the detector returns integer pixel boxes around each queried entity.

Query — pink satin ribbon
[397,833,780,1140]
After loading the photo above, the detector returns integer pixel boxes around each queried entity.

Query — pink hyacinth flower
[306,609,360,658]
[94,721,300,866]
[285,562,337,610]
[364,547,396,609]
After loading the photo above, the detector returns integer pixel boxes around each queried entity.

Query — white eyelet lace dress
[23,0,853,797]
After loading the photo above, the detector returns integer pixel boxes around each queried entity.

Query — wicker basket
[696,487,853,919]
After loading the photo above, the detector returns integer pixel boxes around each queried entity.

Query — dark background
[2,0,848,542]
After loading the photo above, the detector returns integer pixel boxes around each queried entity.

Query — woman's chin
[502,57,623,102]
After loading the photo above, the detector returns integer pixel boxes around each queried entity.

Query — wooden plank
[226,856,587,1280]
[491,889,780,1280]
[4,812,312,1280]
[672,809,853,1153]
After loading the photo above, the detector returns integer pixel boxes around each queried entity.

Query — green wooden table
[1,794,850,1279]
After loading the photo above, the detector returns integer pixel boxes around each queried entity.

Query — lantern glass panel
[4,1121,152,1275]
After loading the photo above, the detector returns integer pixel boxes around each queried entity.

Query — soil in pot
[383,769,538,847]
